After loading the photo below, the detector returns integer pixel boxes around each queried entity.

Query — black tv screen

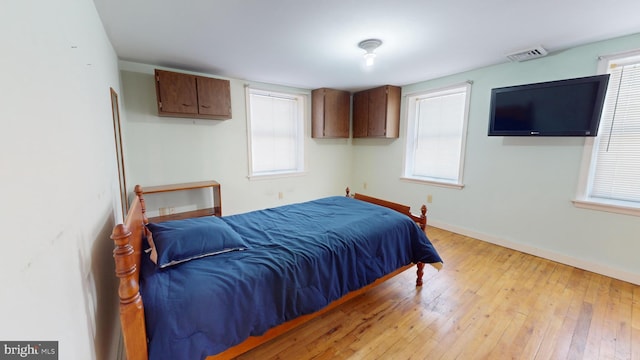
[488,74,610,136]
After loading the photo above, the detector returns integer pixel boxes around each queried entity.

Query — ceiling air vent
[506,46,548,62]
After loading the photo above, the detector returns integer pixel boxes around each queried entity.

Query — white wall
[0,0,122,359]
[352,33,640,284]
[118,62,353,215]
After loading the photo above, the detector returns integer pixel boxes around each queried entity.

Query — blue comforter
[140,196,442,359]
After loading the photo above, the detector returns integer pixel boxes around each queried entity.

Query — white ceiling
[93,0,640,92]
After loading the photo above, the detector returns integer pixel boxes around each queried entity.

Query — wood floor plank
[583,273,611,357]
[614,280,633,360]
[517,283,564,357]
[550,275,592,360]
[237,227,640,360]
[632,285,640,359]
[599,280,623,359]
[485,311,529,359]
[566,301,593,359]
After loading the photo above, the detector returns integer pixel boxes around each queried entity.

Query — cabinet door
[384,86,401,138]
[312,88,349,138]
[323,89,350,137]
[197,76,232,119]
[352,91,369,138]
[155,70,198,115]
[367,86,388,137]
[311,89,325,138]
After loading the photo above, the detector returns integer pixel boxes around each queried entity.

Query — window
[575,51,640,216]
[246,88,305,178]
[402,82,471,188]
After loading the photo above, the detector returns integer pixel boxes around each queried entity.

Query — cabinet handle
[201,105,211,108]
[182,103,191,107]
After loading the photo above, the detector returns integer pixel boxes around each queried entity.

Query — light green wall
[119,34,640,284]
[118,63,353,216]
[352,32,640,283]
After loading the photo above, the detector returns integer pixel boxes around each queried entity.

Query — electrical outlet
[427,195,433,204]
[278,192,283,200]
[363,182,368,190]
[159,207,175,216]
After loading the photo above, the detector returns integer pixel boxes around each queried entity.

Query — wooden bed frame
[111,186,429,360]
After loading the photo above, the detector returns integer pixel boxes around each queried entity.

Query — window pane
[404,84,470,185]
[413,93,465,180]
[248,90,304,176]
[589,59,640,204]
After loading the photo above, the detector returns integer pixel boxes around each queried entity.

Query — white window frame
[574,50,640,217]
[401,82,472,189]
[245,86,306,179]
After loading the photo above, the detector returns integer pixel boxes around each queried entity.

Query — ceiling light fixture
[358,39,382,67]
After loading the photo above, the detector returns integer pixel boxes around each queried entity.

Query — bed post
[416,206,427,287]
[416,262,425,287]
[111,185,149,360]
[136,185,149,225]
[112,224,148,360]
[418,205,427,230]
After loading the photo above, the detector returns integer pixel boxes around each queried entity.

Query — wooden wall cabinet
[155,69,232,120]
[352,85,401,138]
[311,88,350,138]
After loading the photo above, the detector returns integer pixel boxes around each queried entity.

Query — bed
[111,186,442,359]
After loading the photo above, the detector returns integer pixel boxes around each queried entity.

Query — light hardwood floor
[238,227,640,360]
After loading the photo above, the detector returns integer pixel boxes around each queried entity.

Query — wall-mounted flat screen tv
[488,74,610,136]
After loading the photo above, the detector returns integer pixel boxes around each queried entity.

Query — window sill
[248,171,307,181]
[400,177,464,189]
[572,198,640,217]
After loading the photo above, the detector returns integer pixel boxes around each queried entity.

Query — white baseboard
[428,220,640,286]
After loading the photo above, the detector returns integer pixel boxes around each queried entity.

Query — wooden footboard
[111,186,430,360]
[345,187,427,230]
